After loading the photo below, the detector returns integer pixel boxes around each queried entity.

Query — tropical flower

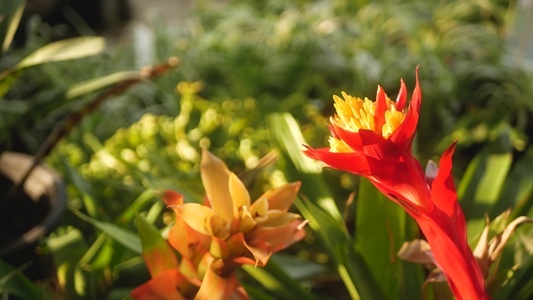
[304,69,489,300]
[133,149,307,300]
[131,190,245,300]
[175,148,307,267]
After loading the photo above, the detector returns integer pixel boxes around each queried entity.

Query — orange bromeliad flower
[133,149,307,300]
[176,149,307,268]
[304,69,489,300]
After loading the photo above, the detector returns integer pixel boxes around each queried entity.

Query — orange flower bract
[132,150,307,300]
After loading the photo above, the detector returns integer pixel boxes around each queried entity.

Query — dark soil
[0,175,51,247]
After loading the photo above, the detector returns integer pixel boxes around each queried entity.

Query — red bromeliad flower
[304,69,489,300]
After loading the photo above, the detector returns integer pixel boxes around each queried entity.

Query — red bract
[304,69,489,300]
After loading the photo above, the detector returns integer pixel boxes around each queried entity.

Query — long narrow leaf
[47,228,92,299]
[356,178,423,299]
[74,210,142,254]
[65,71,141,100]
[0,261,40,300]
[243,258,317,300]
[457,134,513,238]
[17,37,106,69]
[266,113,342,222]
[135,214,177,277]
[268,112,385,300]
[0,0,25,55]
[497,147,533,220]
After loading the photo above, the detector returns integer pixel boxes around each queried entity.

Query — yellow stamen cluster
[330,91,405,153]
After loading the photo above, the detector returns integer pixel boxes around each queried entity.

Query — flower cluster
[131,149,307,300]
[304,69,490,300]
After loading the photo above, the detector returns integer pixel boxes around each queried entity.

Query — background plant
[1,0,532,299]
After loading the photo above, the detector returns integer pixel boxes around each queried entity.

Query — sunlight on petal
[258,181,300,211]
[201,148,234,223]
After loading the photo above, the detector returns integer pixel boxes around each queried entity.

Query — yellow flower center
[330,91,405,153]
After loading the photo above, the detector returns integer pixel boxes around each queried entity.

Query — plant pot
[0,152,67,260]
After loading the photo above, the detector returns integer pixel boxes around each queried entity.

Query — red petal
[418,141,488,300]
[333,124,363,152]
[416,217,488,300]
[327,124,339,139]
[430,142,469,255]
[358,130,430,209]
[302,146,372,176]
[374,85,388,136]
[390,68,421,153]
[430,141,459,219]
[395,78,407,112]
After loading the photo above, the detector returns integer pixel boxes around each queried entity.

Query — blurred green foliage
[1,0,533,299]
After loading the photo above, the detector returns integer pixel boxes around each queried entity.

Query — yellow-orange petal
[176,203,230,240]
[258,181,301,211]
[210,237,230,259]
[255,210,300,228]
[249,197,269,217]
[158,190,184,206]
[247,219,306,252]
[178,257,198,279]
[201,148,234,223]
[225,232,248,258]
[243,239,271,267]
[195,263,237,300]
[130,269,200,300]
[229,172,250,232]
[229,172,251,209]
[238,206,257,234]
[167,214,210,261]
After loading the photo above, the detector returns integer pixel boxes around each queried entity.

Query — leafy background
[1,0,532,299]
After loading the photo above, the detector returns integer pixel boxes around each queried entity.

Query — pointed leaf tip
[396,78,407,111]
[375,85,388,135]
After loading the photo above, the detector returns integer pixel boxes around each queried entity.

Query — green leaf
[17,36,106,69]
[65,71,141,100]
[0,261,40,300]
[242,258,317,300]
[497,147,533,220]
[0,37,106,98]
[267,112,384,300]
[0,0,25,55]
[63,159,100,218]
[47,227,93,299]
[135,214,177,277]
[270,253,327,281]
[116,189,158,224]
[295,197,384,300]
[266,112,342,222]
[355,177,423,299]
[239,282,276,300]
[136,214,166,253]
[457,132,513,239]
[493,254,533,299]
[74,210,142,254]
